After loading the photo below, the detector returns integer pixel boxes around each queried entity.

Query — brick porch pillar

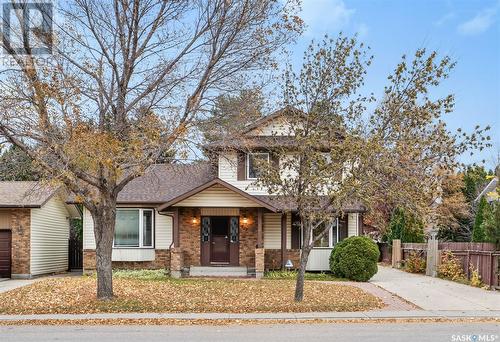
[170,247,183,278]
[255,248,265,279]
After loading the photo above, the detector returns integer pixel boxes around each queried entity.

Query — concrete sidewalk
[0,310,498,322]
[371,265,500,311]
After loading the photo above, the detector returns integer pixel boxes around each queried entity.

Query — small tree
[0,145,40,181]
[384,208,425,244]
[436,173,473,241]
[200,89,265,144]
[256,35,490,302]
[472,196,487,242]
[482,202,500,247]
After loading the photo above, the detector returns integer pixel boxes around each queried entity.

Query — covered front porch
[158,178,363,278]
[163,206,297,278]
[157,178,299,278]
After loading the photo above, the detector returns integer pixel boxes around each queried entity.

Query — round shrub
[329,236,380,281]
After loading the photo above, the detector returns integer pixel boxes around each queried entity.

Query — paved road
[371,266,500,310]
[1,323,499,342]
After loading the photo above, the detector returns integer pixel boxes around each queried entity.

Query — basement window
[114,209,154,248]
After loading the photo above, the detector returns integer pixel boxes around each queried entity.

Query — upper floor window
[114,208,154,248]
[247,152,269,179]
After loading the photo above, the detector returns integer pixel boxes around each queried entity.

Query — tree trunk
[91,197,117,300]
[294,246,311,302]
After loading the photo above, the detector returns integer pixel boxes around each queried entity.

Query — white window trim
[311,218,339,249]
[247,152,270,180]
[113,208,155,249]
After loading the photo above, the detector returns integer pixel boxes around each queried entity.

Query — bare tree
[256,35,490,302]
[0,0,302,299]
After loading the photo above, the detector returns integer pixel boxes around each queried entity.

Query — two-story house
[82,108,366,277]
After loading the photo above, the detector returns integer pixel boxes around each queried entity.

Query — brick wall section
[239,208,257,267]
[170,248,183,272]
[255,248,264,276]
[83,249,96,271]
[10,209,31,275]
[82,249,170,271]
[179,208,201,267]
[264,249,301,270]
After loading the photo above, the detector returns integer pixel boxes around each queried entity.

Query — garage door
[0,230,11,278]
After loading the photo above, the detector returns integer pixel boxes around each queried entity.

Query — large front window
[114,209,154,248]
[312,219,338,248]
[247,152,269,179]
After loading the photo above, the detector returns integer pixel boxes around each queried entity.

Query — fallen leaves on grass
[0,317,498,326]
[0,277,383,314]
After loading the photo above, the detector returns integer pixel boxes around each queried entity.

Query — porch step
[189,266,248,277]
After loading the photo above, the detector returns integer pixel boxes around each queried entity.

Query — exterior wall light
[192,216,197,224]
[242,216,248,224]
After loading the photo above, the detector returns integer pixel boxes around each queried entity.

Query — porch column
[281,212,287,269]
[173,207,180,248]
[257,208,263,248]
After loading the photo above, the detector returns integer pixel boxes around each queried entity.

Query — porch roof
[157,178,279,212]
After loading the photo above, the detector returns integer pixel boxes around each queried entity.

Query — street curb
[0,310,499,321]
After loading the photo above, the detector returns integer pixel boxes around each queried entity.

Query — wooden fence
[384,241,500,288]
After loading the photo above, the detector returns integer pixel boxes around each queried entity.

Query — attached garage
[0,182,80,279]
[0,230,11,278]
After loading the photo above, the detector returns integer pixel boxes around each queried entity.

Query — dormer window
[247,152,269,179]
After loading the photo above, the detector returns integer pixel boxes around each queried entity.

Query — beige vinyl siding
[217,153,269,195]
[173,184,260,207]
[348,213,359,237]
[83,207,172,250]
[200,208,240,216]
[247,117,292,136]
[83,207,95,249]
[155,212,172,249]
[112,249,156,261]
[30,195,69,275]
[306,249,332,271]
[263,212,291,249]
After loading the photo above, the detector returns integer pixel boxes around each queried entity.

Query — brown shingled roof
[0,181,58,208]
[115,162,216,204]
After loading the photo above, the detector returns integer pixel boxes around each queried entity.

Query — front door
[210,217,230,263]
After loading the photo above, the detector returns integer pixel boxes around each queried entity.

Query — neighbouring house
[82,109,366,277]
[474,176,499,204]
[0,182,81,278]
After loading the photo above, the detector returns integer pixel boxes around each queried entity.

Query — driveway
[0,279,40,294]
[371,265,500,311]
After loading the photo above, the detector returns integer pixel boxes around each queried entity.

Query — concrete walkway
[371,265,500,311]
[0,279,40,294]
[0,310,498,322]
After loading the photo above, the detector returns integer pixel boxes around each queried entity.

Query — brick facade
[264,249,301,270]
[82,208,299,275]
[83,249,170,272]
[10,209,31,276]
[239,208,258,268]
[179,208,201,267]
[178,207,259,268]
